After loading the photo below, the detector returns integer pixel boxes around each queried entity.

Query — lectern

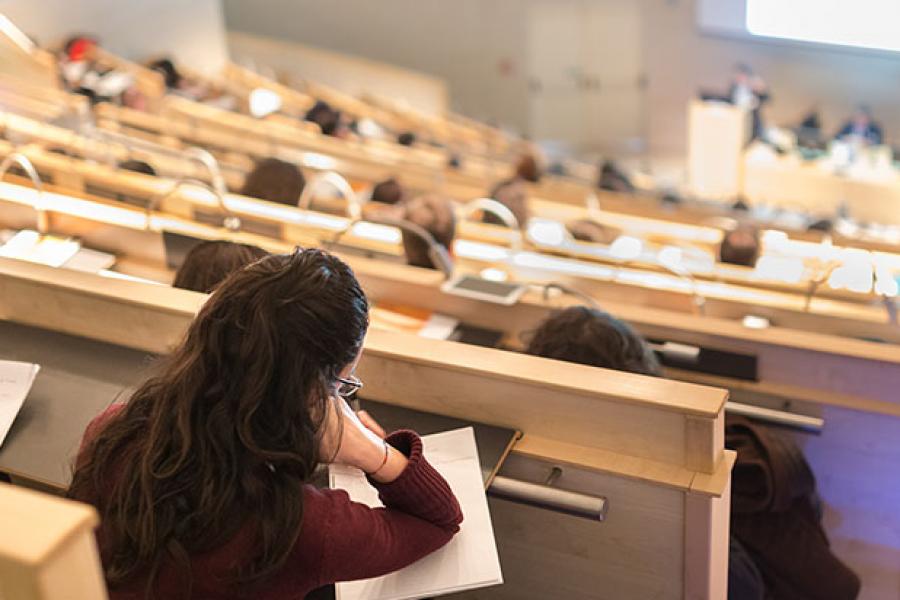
[687,99,751,200]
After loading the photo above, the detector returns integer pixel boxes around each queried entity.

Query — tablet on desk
[441,275,526,305]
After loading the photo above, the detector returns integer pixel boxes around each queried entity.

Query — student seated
[397,131,417,146]
[566,219,621,245]
[401,194,456,270]
[69,249,462,599]
[515,153,542,183]
[597,160,635,193]
[370,177,405,205]
[719,227,760,268]
[118,159,157,177]
[525,306,661,376]
[239,158,306,206]
[172,240,269,293]
[305,100,342,137]
[486,178,530,228]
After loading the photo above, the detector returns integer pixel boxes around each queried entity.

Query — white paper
[0,360,40,447]
[417,313,459,340]
[331,427,503,600]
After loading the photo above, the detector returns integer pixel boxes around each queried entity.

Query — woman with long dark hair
[69,249,462,599]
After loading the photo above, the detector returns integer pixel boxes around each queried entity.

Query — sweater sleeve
[313,429,463,586]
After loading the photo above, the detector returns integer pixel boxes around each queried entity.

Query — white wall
[222,0,531,132]
[228,31,448,115]
[224,0,900,158]
[0,0,229,74]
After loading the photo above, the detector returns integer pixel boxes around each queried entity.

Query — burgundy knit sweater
[77,405,463,599]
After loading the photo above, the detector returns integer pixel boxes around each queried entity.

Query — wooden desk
[0,321,155,490]
[0,257,732,598]
[0,319,518,492]
[743,150,900,226]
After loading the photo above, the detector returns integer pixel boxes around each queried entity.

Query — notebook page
[331,426,503,600]
[0,360,40,447]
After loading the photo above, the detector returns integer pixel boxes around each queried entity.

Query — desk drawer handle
[489,470,608,522]
[726,401,824,433]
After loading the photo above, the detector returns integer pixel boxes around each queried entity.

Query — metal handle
[297,171,362,220]
[184,146,227,199]
[0,152,47,234]
[726,401,824,433]
[489,471,608,522]
[145,178,240,232]
[461,197,524,253]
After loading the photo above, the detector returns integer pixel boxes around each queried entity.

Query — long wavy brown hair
[68,249,369,597]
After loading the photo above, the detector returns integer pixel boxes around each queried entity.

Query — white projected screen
[746,0,900,53]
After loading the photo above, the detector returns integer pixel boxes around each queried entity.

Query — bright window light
[747,0,900,53]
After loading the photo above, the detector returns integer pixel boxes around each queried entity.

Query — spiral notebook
[329,427,503,600]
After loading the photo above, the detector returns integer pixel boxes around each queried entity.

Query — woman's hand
[321,397,386,471]
[320,398,409,483]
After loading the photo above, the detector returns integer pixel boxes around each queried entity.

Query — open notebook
[329,427,503,600]
[0,360,40,447]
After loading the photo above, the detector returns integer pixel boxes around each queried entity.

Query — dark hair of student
[719,227,760,268]
[148,58,182,89]
[239,158,306,206]
[401,195,456,270]
[118,159,157,177]
[305,101,341,136]
[487,178,530,229]
[68,249,369,595]
[566,219,621,245]
[371,178,404,205]
[172,240,269,293]
[525,306,661,377]
[515,154,542,183]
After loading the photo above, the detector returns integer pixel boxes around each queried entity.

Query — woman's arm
[309,429,463,586]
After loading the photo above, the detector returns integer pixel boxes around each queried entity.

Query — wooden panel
[0,483,106,600]
[684,413,725,474]
[486,454,686,600]
[360,330,723,470]
[0,257,200,354]
[684,482,731,600]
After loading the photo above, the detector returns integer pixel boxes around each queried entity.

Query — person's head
[526,306,661,376]
[239,158,306,206]
[148,58,181,90]
[734,62,753,85]
[172,240,269,293]
[118,159,156,177]
[69,249,369,591]
[487,178,530,229]
[397,131,416,147]
[401,194,456,270]
[62,36,97,62]
[853,104,873,128]
[370,178,404,205]
[305,101,341,136]
[719,227,760,267]
[515,153,542,183]
[566,219,621,245]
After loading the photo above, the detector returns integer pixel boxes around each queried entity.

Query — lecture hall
[0,1,897,599]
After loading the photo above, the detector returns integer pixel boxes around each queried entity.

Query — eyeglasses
[335,374,363,399]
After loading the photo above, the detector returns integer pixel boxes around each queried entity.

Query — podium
[687,99,751,200]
